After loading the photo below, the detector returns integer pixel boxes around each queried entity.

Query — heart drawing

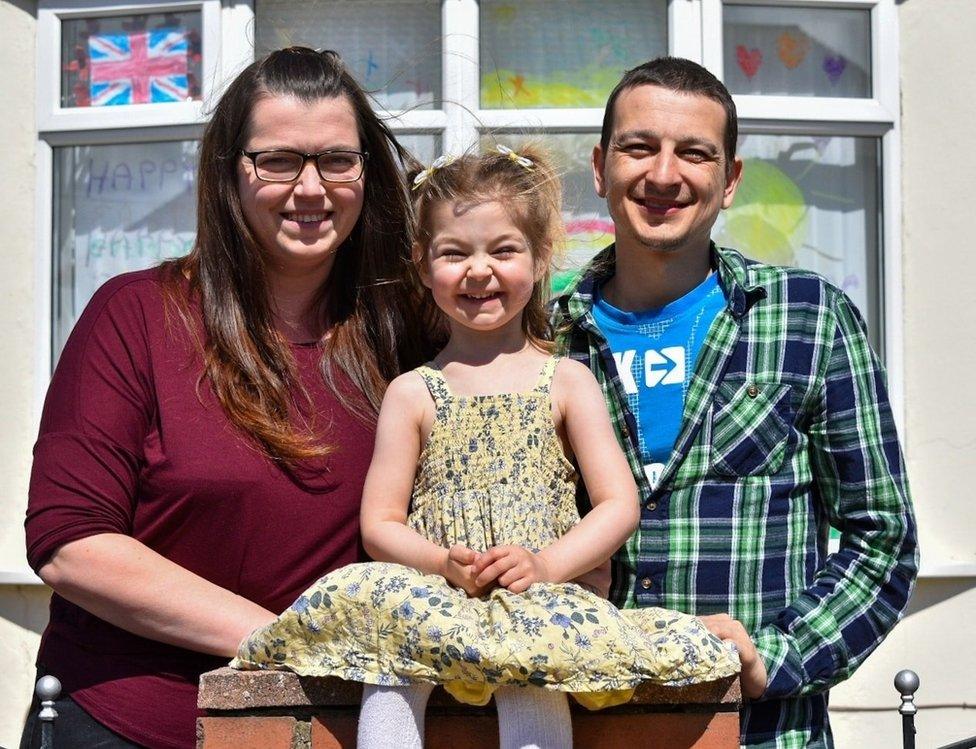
[737,45,763,79]
[777,32,810,70]
[823,55,847,85]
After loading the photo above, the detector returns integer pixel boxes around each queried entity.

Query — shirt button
[640,577,653,590]
[746,384,759,398]
[620,425,631,440]
[645,501,658,512]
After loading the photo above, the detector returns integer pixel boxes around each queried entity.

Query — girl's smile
[422,200,538,337]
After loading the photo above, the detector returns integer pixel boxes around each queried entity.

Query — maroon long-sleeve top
[25,268,375,749]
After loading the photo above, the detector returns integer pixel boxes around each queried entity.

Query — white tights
[357,683,572,749]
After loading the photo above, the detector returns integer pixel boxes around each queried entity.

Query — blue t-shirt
[592,273,725,490]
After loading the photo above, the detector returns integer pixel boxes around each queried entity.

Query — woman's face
[237,93,365,282]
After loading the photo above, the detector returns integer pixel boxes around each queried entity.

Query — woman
[21,47,438,749]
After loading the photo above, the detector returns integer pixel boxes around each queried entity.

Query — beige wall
[1,586,51,744]
[0,0,38,570]
[899,0,976,567]
[0,0,43,745]
[829,0,976,746]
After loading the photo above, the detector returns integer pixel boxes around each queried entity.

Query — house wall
[0,1,51,745]
[828,1,976,745]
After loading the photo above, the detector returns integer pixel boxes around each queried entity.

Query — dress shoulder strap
[532,357,561,395]
[415,365,452,408]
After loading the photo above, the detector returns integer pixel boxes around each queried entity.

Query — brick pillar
[197,668,740,748]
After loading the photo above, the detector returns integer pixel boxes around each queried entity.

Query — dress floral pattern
[232,359,739,708]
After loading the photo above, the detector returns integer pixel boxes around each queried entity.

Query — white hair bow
[495,144,534,169]
[412,154,456,190]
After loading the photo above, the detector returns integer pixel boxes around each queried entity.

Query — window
[60,9,204,108]
[37,0,901,388]
[705,0,898,356]
[52,140,199,348]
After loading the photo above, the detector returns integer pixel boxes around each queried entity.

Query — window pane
[61,12,202,108]
[480,1,667,109]
[484,133,611,293]
[723,5,871,98]
[53,141,198,354]
[713,135,881,345]
[255,0,442,111]
[397,134,441,167]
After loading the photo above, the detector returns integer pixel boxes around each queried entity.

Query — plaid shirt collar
[559,241,765,326]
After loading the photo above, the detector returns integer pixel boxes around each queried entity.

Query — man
[552,57,918,747]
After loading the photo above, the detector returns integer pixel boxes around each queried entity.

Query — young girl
[233,145,739,748]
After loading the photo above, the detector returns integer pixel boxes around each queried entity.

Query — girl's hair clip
[412,154,456,190]
[495,144,534,170]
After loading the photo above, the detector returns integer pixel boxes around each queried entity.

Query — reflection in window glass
[480,1,667,109]
[397,134,441,167]
[723,5,871,98]
[61,12,202,108]
[486,133,610,293]
[53,141,198,354]
[713,134,881,344]
[255,0,442,111]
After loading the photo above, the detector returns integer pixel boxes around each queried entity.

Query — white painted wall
[0,2,49,747]
[829,1,976,746]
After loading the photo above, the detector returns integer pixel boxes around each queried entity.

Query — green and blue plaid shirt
[553,244,918,748]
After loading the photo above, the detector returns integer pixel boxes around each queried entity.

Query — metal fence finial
[35,675,61,749]
[895,669,919,749]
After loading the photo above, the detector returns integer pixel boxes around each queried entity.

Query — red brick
[426,715,499,748]
[311,713,359,748]
[197,716,296,749]
[304,711,738,748]
[574,712,740,747]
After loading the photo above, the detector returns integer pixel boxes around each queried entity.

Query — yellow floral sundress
[232,359,739,708]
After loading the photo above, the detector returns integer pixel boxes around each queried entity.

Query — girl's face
[422,200,539,336]
[237,93,365,282]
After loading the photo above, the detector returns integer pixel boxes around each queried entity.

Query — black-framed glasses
[241,149,368,183]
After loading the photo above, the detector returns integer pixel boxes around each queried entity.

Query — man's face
[593,84,742,258]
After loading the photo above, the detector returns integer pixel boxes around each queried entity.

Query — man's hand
[441,544,493,598]
[699,614,768,700]
[471,545,552,594]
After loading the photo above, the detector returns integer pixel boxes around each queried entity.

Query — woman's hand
[471,545,552,594]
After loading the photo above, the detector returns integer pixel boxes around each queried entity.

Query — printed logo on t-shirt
[612,347,686,394]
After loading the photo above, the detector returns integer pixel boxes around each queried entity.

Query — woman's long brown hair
[165,47,439,464]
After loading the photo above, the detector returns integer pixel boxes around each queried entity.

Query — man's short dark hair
[600,57,738,177]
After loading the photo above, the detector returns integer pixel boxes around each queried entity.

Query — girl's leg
[494,685,573,749]
[357,683,434,749]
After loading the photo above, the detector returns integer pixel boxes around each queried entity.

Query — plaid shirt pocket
[708,380,794,477]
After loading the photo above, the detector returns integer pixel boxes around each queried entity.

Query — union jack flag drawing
[88,29,189,106]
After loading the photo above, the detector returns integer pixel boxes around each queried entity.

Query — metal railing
[32,675,61,749]
[897,669,976,749]
[30,670,976,748]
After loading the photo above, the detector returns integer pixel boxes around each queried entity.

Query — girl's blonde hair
[409,143,565,352]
